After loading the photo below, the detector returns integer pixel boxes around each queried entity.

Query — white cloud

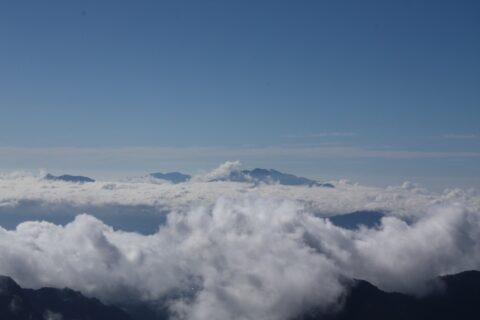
[193,161,242,182]
[0,197,478,319]
[0,167,479,220]
[0,167,479,319]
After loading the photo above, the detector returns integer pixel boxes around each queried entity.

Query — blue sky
[1,0,479,188]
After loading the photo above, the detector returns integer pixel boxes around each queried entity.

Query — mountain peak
[0,275,132,320]
[0,275,22,295]
[214,167,334,187]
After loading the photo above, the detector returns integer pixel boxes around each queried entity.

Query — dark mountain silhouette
[150,172,191,183]
[116,300,170,320]
[0,276,131,320]
[215,168,334,187]
[328,211,385,230]
[297,270,480,320]
[45,174,95,183]
[0,276,37,320]
[2,271,479,319]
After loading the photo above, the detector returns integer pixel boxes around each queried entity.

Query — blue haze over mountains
[44,167,332,186]
[0,168,383,234]
[150,168,334,187]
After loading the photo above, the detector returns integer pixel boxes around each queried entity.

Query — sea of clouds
[0,162,479,320]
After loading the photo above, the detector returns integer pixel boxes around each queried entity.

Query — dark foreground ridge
[44,174,95,183]
[297,270,480,320]
[0,276,131,320]
[1,271,479,319]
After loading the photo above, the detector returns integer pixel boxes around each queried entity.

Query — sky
[0,0,479,188]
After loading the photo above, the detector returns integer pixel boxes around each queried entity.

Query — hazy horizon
[1,0,479,189]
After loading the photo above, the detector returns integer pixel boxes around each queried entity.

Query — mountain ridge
[297,270,480,320]
[2,271,479,320]
[0,275,131,320]
[44,174,95,183]
[213,168,334,187]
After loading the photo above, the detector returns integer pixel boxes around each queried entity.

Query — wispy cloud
[0,145,479,169]
[444,134,480,140]
[283,132,358,139]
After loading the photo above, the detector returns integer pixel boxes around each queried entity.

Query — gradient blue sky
[1,0,479,188]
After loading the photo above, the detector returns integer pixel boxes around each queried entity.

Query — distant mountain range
[150,168,333,187]
[213,168,334,187]
[42,168,331,187]
[2,271,479,320]
[44,174,95,183]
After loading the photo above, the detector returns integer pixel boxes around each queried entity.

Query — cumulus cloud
[0,168,478,222]
[194,161,242,182]
[0,196,478,319]
[0,167,479,319]
[0,199,344,320]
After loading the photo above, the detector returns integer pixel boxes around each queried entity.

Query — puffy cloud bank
[0,169,479,221]
[0,198,479,320]
[0,165,479,319]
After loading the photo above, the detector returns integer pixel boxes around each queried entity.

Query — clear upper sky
[1,0,479,188]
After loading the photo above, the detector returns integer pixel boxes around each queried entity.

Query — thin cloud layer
[0,167,478,220]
